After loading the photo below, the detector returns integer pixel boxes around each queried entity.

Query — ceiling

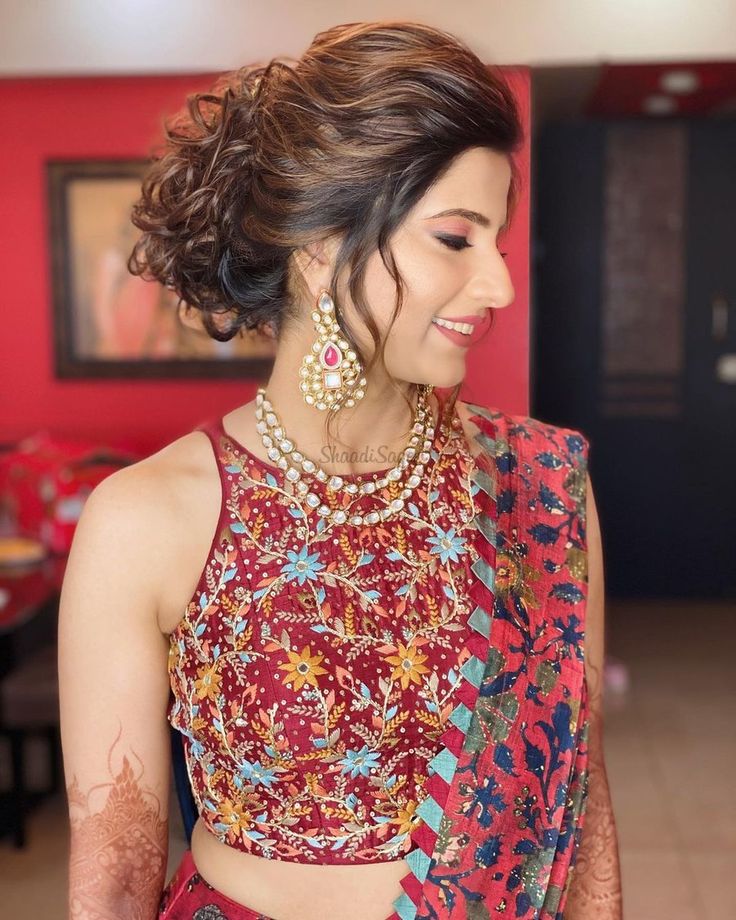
[0,0,735,75]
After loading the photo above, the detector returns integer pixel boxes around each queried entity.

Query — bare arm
[59,465,173,919]
[565,472,624,919]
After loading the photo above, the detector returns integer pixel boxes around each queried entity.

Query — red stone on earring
[321,342,342,368]
[320,341,344,390]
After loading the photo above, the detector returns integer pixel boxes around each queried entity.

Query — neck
[262,349,440,478]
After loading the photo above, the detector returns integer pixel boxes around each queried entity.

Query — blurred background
[0,2,734,917]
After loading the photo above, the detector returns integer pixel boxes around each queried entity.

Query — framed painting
[47,158,277,379]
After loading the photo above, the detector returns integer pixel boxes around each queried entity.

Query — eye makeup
[435,234,471,251]
[435,234,509,259]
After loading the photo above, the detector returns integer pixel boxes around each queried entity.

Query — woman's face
[333,145,515,391]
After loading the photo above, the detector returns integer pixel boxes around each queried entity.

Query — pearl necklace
[254,384,436,526]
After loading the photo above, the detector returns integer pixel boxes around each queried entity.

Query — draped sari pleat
[388,404,591,920]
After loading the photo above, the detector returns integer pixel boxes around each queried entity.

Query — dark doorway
[532,72,736,598]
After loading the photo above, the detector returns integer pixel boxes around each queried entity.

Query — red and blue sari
[388,403,591,920]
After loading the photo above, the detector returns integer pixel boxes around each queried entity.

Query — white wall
[1,0,735,75]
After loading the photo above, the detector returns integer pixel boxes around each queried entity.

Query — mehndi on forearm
[565,733,623,919]
[67,745,168,919]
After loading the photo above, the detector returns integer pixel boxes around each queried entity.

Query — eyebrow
[425,208,509,232]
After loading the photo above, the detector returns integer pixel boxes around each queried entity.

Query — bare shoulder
[77,428,222,636]
[87,429,211,521]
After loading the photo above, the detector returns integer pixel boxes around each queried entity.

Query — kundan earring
[299,289,367,412]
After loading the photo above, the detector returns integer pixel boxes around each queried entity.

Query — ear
[177,301,233,336]
[291,234,342,299]
[176,301,203,332]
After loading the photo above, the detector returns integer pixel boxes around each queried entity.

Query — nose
[468,249,515,310]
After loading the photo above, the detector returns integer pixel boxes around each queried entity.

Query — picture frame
[46,158,276,379]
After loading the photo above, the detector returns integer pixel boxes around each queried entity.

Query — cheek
[373,239,463,315]
[338,237,465,352]
[361,253,401,329]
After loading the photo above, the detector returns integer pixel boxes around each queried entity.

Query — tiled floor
[602,599,736,919]
[0,600,733,918]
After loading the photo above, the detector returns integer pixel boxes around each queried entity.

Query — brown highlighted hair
[128,20,523,434]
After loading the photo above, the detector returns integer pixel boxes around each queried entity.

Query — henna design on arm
[565,656,624,919]
[562,471,623,918]
[67,726,168,920]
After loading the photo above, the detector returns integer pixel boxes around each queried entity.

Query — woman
[59,20,622,920]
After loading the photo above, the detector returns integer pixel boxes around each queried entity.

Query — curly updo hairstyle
[128,20,523,431]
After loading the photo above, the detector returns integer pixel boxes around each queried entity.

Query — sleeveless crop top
[166,400,485,864]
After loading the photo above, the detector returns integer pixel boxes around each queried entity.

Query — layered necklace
[254,383,438,527]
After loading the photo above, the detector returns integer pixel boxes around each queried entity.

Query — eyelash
[436,234,471,251]
[436,235,508,258]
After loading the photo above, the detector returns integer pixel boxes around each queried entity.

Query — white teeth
[432,317,474,335]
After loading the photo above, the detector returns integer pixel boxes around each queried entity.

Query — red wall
[0,70,530,455]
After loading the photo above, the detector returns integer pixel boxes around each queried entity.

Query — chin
[415,367,465,390]
[392,356,466,392]
[424,364,467,390]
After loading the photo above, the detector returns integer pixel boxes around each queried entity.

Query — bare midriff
[190,818,408,920]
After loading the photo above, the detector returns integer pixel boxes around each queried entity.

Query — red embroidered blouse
[166,400,483,864]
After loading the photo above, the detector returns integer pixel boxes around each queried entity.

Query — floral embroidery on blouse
[166,405,483,863]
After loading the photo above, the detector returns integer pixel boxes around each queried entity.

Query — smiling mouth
[431,317,474,335]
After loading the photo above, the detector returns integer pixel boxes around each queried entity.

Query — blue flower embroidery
[238,759,278,787]
[426,525,467,564]
[280,546,326,585]
[338,745,381,778]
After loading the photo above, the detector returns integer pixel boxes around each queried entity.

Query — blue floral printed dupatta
[389,402,591,920]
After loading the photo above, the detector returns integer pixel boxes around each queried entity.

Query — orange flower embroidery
[279,645,328,690]
[193,663,222,701]
[219,798,254,835]
[391,798,421,834]
[385,642,431,690]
